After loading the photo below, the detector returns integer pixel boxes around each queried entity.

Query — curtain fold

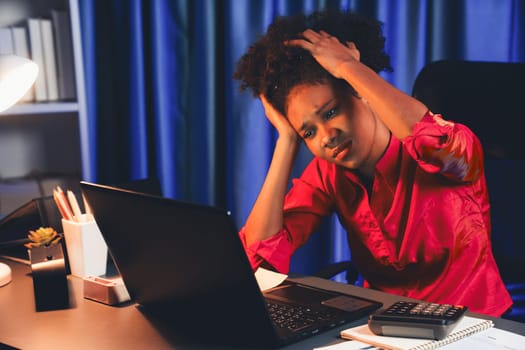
[78,0,525,276]
[149,0,188,199]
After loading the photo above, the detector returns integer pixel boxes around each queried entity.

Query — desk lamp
[0,54,39,112]
[0,54,39,286]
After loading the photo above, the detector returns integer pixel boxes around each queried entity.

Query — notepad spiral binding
[412,319,494,350]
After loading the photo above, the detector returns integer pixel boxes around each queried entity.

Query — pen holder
[62,214,108,277]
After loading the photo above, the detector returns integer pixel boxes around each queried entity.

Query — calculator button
[382,301,466,319]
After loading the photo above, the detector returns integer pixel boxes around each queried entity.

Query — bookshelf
[0,0,87,217]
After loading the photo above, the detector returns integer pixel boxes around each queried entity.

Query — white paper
[315,340,379,349]
[439,327,525,350]
[254,267,288,291]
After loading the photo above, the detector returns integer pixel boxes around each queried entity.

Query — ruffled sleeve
[237,159,340,274]
[238,227,294,273]
[403,112,484,182]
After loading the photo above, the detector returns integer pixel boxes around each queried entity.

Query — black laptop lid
[80,181,280,347]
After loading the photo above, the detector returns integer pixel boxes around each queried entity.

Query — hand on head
[260,94,299,142]
[287,29,361,79]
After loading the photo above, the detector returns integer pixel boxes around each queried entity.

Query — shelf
[0,102,79,115]
[0,0,89,183]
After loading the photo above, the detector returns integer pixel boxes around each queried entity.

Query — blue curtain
[78,0,525,276]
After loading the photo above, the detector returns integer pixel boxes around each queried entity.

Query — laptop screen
[80,181,382,348]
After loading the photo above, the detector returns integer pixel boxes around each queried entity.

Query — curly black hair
[233,9,392,116]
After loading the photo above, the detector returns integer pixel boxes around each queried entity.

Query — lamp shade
[0,54,39,112]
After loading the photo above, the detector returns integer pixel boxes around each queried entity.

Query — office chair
[412,60,525,323]
[315,60,525,323]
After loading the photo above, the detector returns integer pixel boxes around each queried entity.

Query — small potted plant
[25,227,69,310]
[25,227,62,249]
[25,227,63,263]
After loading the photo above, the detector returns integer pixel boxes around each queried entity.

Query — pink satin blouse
[239,112,512,317]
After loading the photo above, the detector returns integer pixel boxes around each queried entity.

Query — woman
[233,9,511,317]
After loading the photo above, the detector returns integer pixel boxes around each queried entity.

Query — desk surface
[1,258,524,349]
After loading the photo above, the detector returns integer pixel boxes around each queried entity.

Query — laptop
[80,181,382,348]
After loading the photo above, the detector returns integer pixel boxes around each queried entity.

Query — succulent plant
[25,227,62,249]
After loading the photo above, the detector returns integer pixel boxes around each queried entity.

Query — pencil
[53,187,73,220]
[67,190,84,222]
[53,190,69,220]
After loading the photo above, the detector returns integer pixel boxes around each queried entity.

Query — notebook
[340,315,493,350]
[80,181,382,348]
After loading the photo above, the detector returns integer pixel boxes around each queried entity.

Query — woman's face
[286,82,386,172]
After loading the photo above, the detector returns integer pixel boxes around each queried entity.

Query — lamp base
[0,262,12,287]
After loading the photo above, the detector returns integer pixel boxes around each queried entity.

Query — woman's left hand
[288,29,360,78]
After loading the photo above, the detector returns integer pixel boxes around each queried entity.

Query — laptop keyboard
[266,300,342,332]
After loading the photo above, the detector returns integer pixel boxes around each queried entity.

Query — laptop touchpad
[321,295,377,312]
[264,283,337,304]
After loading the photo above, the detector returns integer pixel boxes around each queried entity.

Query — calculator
[368,301,468,340]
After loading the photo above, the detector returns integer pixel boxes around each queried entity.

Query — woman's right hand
[244,95,301,246]
[260,94,299,143]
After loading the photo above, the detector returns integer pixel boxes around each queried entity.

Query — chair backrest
[412,59,525,284]
[413,60,525,159]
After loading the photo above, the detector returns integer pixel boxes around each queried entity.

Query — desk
[1,258,524,349]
